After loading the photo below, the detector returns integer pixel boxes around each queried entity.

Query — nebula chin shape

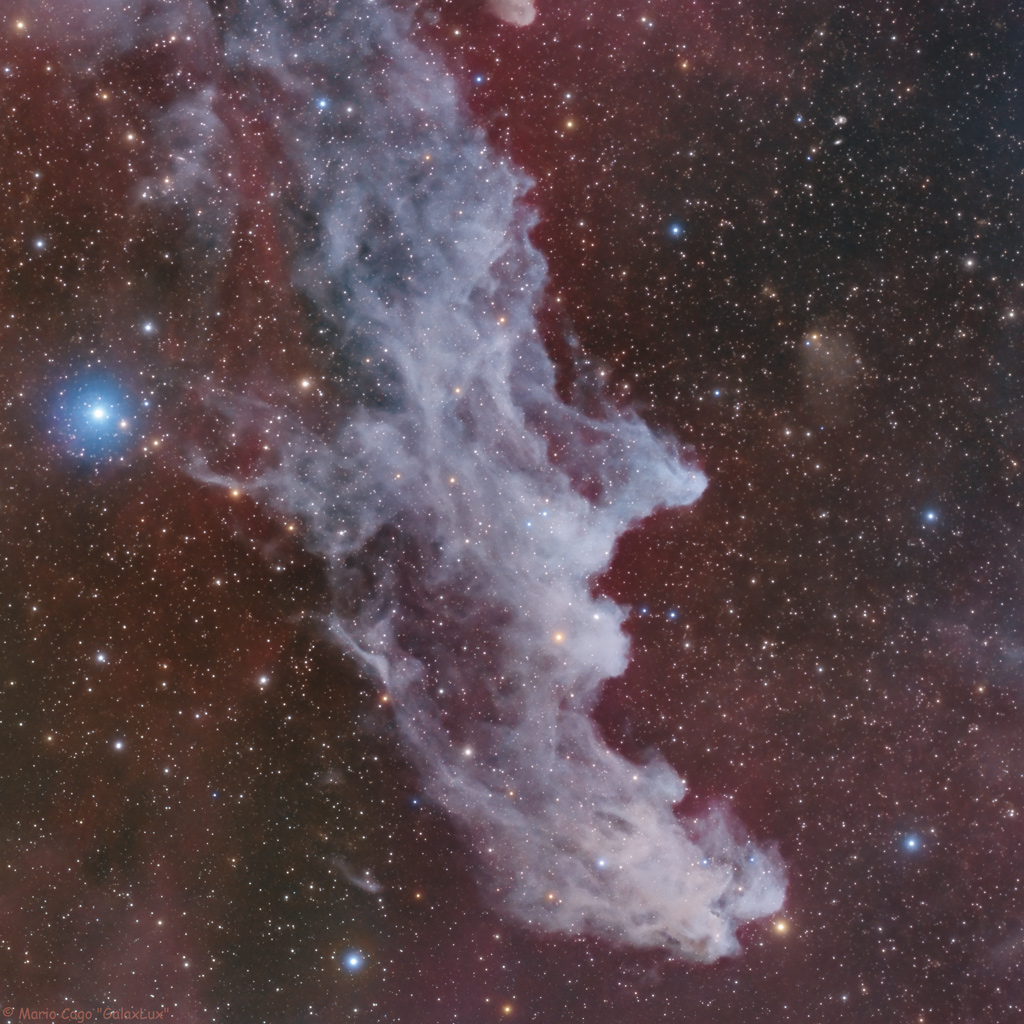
[74,0,785,959]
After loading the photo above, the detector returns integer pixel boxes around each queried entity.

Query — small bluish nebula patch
[341,950,365,972]
[53,375,138,460]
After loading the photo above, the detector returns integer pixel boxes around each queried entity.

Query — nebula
[485,0,538,27]
[32,0,785,960]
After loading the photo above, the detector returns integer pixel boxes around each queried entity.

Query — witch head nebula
[27,0,786,962]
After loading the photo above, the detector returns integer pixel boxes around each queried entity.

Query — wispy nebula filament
[195,0,783,959]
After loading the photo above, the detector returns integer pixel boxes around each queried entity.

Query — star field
[1,0,1024,1021]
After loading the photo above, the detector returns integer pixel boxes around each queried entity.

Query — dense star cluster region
[1,0,1023,1021]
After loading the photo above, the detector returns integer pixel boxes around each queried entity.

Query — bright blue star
[923,509,938,523]
[667,221,686,239]
[342,951,365,972]
[902,834,921,851]
[53,375,139,461]
[316,97,329,110]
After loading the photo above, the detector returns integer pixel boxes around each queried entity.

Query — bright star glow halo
[52,375,139,461]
